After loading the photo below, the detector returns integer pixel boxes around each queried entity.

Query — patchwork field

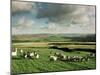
[12,34,96,74]
[12,42,96,75]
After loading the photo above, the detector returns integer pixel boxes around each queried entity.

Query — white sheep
[49,55,57,61]
[54,52,60,57]
[56,53,66,60]
[20,49,23,53]
[24,54,28,58]
[35,54,39,59]
[29,52,34,57]
[60,53,66,59]
[34,51,37,55]
[12,48,17,56]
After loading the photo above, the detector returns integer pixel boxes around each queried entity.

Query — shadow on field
[49,46,72,52]
[73,48,96,53]
[49,46,96,53]
[12,57,23,60]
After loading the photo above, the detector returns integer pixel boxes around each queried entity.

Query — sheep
[90,53,96,57]
[24,54,28,58]
[68,56,75,62]
[12,48,17,56]
[19,49,24,57]
[54,52,61,59]
[73,56,81,62]
[26,52,33,59]
[71,56,83,62]
[62,56,72,62]
[49,55,58,61]
[26,51,40,59]
[54,52,60,56]
[35,54,39,59]
[81,56,89,62]
[20,49,23,54]
[33,50,40,59]
[26,52,34,59]
[22,52,33,59]
[54,52,66,60]
[33,51,37,55]
[59,53,67,61]
[72,56,89,62]
[29,52,34,57]
[67,56,75,62]
[32,50,39,59]
[60,55,90,62]
[65,56,81,62]
[22,52,28,58]
[87,52,96,58]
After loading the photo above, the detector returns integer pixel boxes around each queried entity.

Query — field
[12,34,96,75]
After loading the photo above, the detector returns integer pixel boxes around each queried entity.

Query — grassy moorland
[12,34,96,74]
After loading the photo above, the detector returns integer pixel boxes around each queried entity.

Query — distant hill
[12,34,96,42]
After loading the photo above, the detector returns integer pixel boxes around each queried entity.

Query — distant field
[12,42,96,49]
[12,34,96,42]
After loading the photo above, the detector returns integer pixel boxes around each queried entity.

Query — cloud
[12,1,37,15]
[36,3,78,18]
[12,16,48,34]
[37,4,95,32]
[36,4,95,26]
[12,1,96,34]
[12,16,35,34]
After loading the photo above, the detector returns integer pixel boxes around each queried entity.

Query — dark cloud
[35,3,95,26]
[36,3,77,18]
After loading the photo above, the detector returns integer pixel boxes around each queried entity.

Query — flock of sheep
[12,48,95,62]
[49,52,95,62]
[12,48,39,59]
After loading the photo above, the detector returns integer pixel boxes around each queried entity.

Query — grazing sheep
[20,49,23,54]
[22,52,34,59]
[81,56,89,62]
[33,51,37,55]
[12,48,17,56]
[54,52,60,59]
[90,53,95,57]
[54,52,60,56]
[23,52,28,58]
[75,56,81,62]
[54,52,66,60]
[87,52,96,58]
[19,49,24,57]
[24,54,28,58]
[49,55,58,61]
[68,56,75,62]
[28,52,34,58]
[26,51,40,59]
[29,52,34,57]
[35,54,39,59]
[59,53,66,60]
[64,56,70,62]
[66,56,81,62]
[26,52,33,59]
[72,56,78,61]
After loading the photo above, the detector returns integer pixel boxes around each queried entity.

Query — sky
[12,1,96,35]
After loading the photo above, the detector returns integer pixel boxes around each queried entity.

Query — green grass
[12,47,96,74]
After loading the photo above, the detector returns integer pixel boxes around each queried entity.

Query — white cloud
[16,16,34,28]
[12,1,36,13]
